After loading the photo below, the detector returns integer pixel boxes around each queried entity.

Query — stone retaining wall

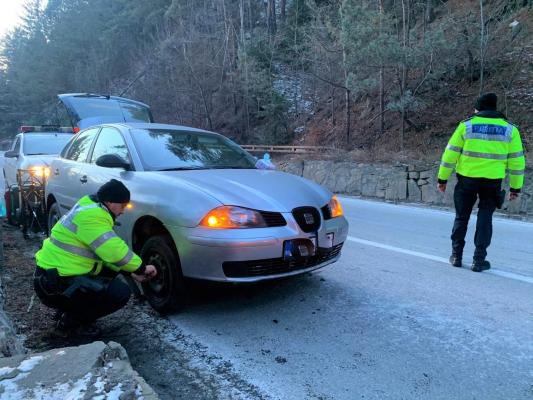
[278,160,532,216]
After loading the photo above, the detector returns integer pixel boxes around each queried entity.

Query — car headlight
[329,195,344,218]
[29,166,50,178]
[200,206,267,229]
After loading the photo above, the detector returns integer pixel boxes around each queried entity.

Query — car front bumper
[169,214,349,282]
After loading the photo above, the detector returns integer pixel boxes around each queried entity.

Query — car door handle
[80,175,88,183]
[54,168,59,176]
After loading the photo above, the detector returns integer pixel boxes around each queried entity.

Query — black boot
[471,259,491,272]
[449,254,462,268]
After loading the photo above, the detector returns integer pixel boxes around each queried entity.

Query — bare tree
[478,0,485,95]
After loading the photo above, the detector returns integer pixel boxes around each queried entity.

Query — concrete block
[0,341,159,399]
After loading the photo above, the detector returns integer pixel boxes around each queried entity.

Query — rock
[408,179,421,202]
[0,341,158,399]
[278,160,304,176]
[276,159,531,217]
[419,170,433,180]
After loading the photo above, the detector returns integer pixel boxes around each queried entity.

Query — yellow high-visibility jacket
[438,112,525,191]
[36,195,142,276]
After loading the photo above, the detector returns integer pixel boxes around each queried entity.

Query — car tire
[47,202,61,236]
[140,235,187,314]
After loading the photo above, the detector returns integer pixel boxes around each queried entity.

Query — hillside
[0,0,531,166]
[293,0,532,165]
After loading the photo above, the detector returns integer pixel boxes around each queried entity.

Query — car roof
[104,122,217,135]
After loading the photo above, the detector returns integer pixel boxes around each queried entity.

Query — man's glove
[132,264,157,283]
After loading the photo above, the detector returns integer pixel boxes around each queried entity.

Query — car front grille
[259,211,286,227]
[292,206,321,232]
[222,243,343,278]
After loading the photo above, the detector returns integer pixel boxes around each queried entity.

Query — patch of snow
[106,383,123,400]
[273,63,314,115]
[93,376,105,394]
[135,384,144,399]
[509,20,519,28]
[55,350,66,356]
[294,126,305,134]
[0,367,15,376]
[0,371,93,400]
[0,372,30,400]
[17,355,45,372]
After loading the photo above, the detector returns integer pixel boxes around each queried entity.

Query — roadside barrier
[240,145,335,154]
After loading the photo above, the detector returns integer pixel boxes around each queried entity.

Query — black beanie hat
[475,93,497,111]
[97,179,130,203]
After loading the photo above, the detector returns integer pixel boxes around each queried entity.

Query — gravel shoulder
[0,221,266,399]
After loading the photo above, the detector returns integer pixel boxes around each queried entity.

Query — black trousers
[451,174,501,261]
[34,267,131,324]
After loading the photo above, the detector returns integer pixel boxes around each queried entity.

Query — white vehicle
[3,126,74,190]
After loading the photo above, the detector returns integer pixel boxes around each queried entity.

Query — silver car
[45,123,349,312]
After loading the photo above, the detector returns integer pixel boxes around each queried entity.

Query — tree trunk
[400,0,408,151]
[267,0,276,38]
[425,0,434,24]
[239,0,250,136]
[342,44,350,144]
[479,0,485,95]
[378,0,385,137]
[280,0,286,25]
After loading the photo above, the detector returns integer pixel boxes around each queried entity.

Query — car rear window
[130,129,256,171]
[23,134,73,155]
[68,97,152,123]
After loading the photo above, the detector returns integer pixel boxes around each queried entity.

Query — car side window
[65,128,99,162]
[90,127,130,164]
[12,137,21,154]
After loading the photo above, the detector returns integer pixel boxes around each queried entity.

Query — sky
[0,0,26,39]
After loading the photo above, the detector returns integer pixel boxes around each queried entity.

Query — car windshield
[68,96,152,123]
[130,128,256,171]
[23,134,73,155]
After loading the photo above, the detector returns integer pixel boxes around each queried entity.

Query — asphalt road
[1,156,531,399]
[166,196,533,400]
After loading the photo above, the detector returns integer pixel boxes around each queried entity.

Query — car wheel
[140,235,187,314]
[47,202,61,236]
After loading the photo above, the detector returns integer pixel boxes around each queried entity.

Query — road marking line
[347,236,533,285]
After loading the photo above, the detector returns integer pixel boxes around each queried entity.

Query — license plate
[324,233,334,248]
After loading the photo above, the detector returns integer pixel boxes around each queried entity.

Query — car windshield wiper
[155,166,209,171]
[26,153,51,156]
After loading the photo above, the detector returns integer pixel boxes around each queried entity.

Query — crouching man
[34,179,157,336]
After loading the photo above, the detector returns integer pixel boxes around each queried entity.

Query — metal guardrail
[240,145,336,154]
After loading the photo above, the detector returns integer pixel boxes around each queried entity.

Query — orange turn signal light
[330,195,344,218]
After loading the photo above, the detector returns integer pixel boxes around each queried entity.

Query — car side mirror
[4,150,18,158]
[95,154,131,170]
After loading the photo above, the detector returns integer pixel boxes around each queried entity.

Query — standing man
[34,179,157,336]
[437,93,525,272]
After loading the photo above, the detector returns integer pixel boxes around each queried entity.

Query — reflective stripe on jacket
[36,195,142,276]
[438,114,526,190]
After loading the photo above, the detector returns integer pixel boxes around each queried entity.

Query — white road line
[347,236,533,285]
